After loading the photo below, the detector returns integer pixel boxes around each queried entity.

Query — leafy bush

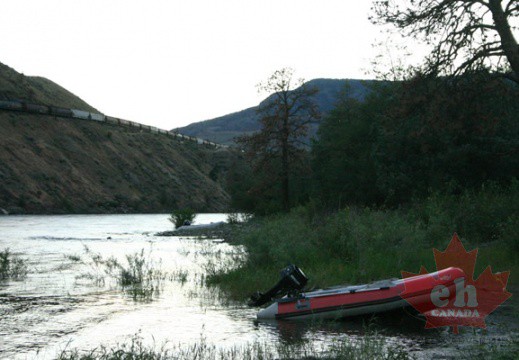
[169,209,196,229]
[0,248,28,280]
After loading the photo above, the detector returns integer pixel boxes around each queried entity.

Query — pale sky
[1,0,399,130]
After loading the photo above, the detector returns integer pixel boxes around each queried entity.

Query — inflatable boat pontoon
[251,265,465,320]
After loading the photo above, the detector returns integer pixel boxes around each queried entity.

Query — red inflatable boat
[253,265,465,320]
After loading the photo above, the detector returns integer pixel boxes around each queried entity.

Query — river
[0,214,516,359]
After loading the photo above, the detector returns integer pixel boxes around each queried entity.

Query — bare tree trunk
[489,0,519,81]
[281,109,290,211]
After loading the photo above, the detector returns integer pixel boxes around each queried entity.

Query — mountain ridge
[178,78,382,145]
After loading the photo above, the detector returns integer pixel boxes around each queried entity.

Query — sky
[1,0,404,130]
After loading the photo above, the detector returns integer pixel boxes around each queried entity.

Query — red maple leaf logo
[401,233,512,334]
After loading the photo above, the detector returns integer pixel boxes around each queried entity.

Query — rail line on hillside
[0,99,227,148]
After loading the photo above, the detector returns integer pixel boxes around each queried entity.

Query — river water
[0,214,516,359]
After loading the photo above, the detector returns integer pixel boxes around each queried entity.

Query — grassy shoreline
[207,185,518,301]
[56,333,416,360]
[55,330,518,360]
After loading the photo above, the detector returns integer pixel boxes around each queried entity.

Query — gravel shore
[156,222,240,242]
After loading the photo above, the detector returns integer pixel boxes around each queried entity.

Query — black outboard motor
[249,264,308,307]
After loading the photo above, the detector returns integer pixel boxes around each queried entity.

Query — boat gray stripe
[275,295,406,319]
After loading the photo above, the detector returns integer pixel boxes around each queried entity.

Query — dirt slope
[0,110,231,214]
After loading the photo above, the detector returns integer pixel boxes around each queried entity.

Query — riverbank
[206,183,518,301]
[207,217,514,302]
[197,205,518,358]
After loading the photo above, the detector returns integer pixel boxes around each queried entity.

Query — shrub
[169,209,196,229]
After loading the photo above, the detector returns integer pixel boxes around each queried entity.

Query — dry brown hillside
[0,61,232,214]
[0,112,231,214]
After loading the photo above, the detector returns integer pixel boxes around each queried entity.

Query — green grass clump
[0,248,28,280]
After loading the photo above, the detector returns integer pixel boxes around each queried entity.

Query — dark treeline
[229,72,519,215]
[313,72,519,208]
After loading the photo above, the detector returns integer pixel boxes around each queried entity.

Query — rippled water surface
[0,214,517,359]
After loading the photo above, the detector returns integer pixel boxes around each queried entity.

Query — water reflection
[0,214,516,359]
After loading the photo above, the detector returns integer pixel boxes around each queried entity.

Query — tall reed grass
[0,248,28,280]
[56,332,413,360]
[54,331,519,359]
[79,246,166,300]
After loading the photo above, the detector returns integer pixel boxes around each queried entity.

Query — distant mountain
[0,62,231,214]
[178,78,382,145]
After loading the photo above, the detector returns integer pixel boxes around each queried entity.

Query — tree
[237,68,320,212]
[375,72,519,204]
[370,0,519,83]
[311,73,519,208]
[312,85,386,208]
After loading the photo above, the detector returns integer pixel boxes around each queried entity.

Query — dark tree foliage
[312,72,519,208]
[225,155,257,213]
[226,151,313,215]
[237,68,320,212]
[312,84,390,208]
[376,72,519,204]
[370,0,519,83]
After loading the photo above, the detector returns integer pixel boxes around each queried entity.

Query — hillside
[178,78,380,145]
[0,62,98,112]
[0,62,231,214]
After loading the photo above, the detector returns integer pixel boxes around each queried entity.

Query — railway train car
[25,103,48,114]
[0,100,23,111]
[49,106,73,117]
[90,113,105,121]
[129,121,142,129]
[71,109,90,120]
[105,116,120,125]
[0,99,222,148]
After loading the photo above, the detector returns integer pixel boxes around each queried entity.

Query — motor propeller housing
[249,264,308,307]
